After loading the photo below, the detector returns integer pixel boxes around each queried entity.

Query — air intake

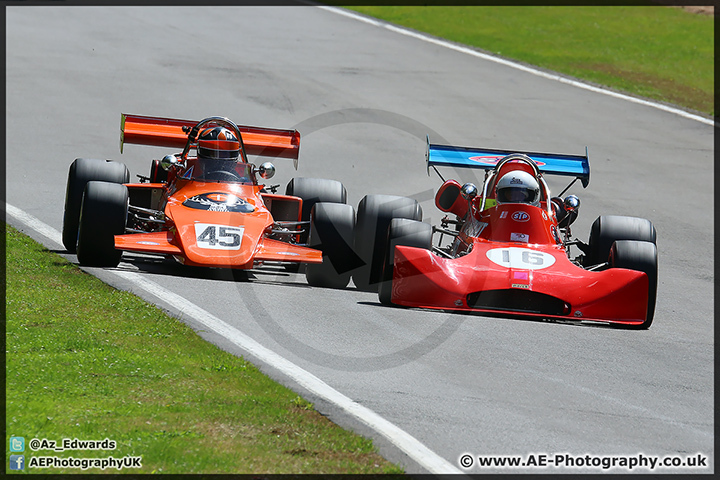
[466,289,570,316]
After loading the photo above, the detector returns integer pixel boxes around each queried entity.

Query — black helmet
[197,126,240,161]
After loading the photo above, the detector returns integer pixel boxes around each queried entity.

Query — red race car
[369,141,658,329]
[62,114,358,288]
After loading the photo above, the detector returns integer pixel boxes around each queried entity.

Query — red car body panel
[389,202,650,326]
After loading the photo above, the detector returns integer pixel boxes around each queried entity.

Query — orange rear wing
[120,113,301,162]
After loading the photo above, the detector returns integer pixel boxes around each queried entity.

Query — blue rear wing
[427,141,590,187]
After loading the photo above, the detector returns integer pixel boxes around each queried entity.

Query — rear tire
[378,218,433,305]
[587,215,656,267]
[62,158,130,253]
[306,202,357,289]
[609,240,658,329]
[76,181,129,267]
[352,194,422,292]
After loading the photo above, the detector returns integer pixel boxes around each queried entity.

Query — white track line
[5,203,463,475]
[318,5,714,127]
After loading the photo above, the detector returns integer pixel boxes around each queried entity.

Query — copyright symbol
[30,438,41,450]
[459,454,474,468]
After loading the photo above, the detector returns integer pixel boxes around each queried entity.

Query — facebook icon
[10,455,25,470]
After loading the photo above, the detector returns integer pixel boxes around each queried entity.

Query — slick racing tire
[378,218,433,305]
[353,194,422,292]
[62,158,130,253]
[609,240,658,329]
[286,177,347,221]
[76,181,129,267]
[286,177,347,246]
[306,202,358,289]
[586,215,657,267]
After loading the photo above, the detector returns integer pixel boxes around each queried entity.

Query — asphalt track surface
[6,6,714,474]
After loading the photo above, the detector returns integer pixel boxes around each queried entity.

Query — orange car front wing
[114,232,321,269]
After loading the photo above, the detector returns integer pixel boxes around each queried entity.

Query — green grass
[5,226,404,474]
[347,5,714,116]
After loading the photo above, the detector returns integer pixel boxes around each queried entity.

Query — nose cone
[166,185,271,268]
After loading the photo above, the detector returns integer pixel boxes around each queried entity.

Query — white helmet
[495,171,540,206]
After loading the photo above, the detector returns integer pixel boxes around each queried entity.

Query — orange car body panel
[113,114,319,269]
[116,180,321,269]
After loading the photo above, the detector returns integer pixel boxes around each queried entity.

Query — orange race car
[61,114,358,288]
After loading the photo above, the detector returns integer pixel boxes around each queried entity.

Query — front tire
[285,177,348,272]
[286,177,347,223]
[62,158,130,253]
[378,218,433,305]
[586,215,656,267]
[76,181,129,267]
[352,194,422,292]
[609,240,658,329]
[305,202,357,289]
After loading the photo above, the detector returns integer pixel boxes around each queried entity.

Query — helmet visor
[197,140,240,160]
[497,186,538,204]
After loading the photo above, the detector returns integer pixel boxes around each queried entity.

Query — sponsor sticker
[183,192,255,213]
[511,211,530,222]
[180,166,194,179]
[513,271,529,280]
[510,232,529,243]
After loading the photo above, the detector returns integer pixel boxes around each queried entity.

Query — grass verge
[5,225,403,474]
[346,5,714,117]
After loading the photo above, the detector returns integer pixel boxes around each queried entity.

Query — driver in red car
[494,170,541,206]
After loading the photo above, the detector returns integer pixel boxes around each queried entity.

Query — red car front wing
[389,241,649,326]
